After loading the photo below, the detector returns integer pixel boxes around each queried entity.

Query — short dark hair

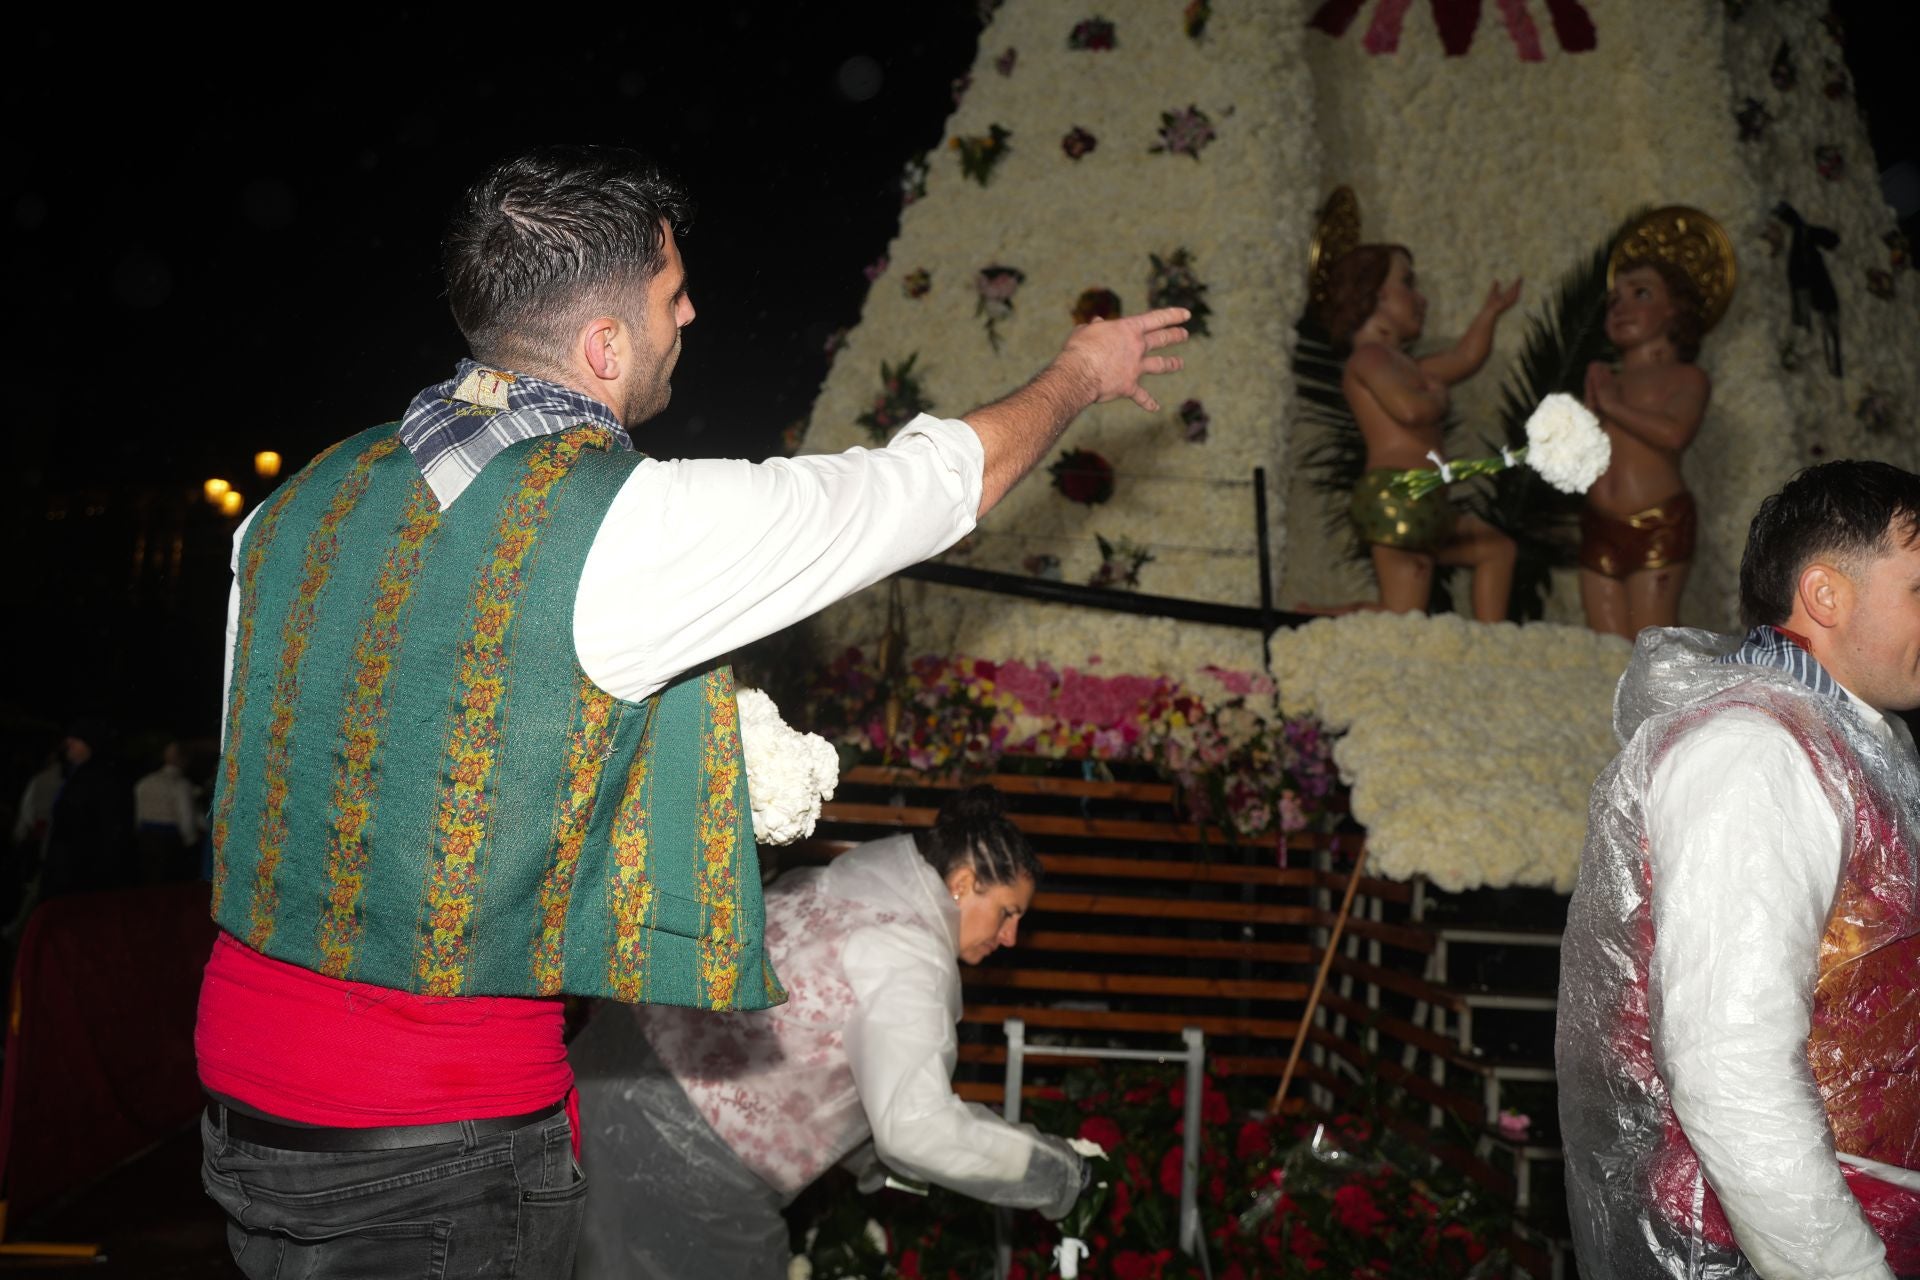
[1614,256,1706,363]
[1320,243,1412,353]
[1739,460,1920,627]
[442,144,694,371]
[912,785,1043,888]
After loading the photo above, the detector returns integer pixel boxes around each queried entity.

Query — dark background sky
[4,1,1915,760]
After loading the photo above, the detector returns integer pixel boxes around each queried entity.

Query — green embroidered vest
[209,423,783,1009]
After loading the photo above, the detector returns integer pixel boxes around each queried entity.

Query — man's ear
[1797,561,1852,631]
[578,315,623,383]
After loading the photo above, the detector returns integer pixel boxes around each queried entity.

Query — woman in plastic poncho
[571,785,1090,1278]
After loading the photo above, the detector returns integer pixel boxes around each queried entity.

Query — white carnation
[1067,1137,1109,1159]
[1523,393,1610,495]
[736,687,840,846]
[862,1220,887,1254]
[788,1258,813,1280]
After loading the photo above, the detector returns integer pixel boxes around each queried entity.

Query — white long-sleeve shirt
[1647,691,1917,1280]
[223,414,983,715]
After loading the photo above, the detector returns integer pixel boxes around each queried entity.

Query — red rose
[1110,1178,1133,1228]
[1235,1119,1271,1160]
[1048,448,1114,504]
[1443,1222,1488,1262]
[1332,1183,1389,1235]
[1158,1144,1184,1196]
[1289,1221,1325,1269]
[898,1249,921,1278]
[1078,1115,1124,1153]
[1113,1251,1155,1280]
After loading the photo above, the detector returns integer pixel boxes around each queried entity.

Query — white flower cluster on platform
[1273,612,1630,891]
[1524,394,1610,495]
[736,688,840,846]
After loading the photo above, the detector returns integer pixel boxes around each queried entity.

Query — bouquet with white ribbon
[1387,393,1611,500]
[1055,1138,1115,1279]
[736,688,840,845]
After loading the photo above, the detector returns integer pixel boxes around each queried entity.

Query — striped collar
[399,360,633,509]
[1715,624,1846,702]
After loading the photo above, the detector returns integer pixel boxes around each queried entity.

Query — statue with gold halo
[1580,207,1736,638]
[1311,190,1522,621]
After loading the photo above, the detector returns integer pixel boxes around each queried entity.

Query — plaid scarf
[1715,624,1847,702]
[399,360,633,508]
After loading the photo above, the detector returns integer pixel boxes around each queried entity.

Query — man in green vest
[195,143,1189,1277]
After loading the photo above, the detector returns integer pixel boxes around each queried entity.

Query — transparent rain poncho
[572,835,1084,1278]
[1557,628,1920,1278]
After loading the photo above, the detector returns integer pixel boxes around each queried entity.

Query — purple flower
[1153,105,1217,160]
[1061,126,1098,160]
[1178,398,1210,443]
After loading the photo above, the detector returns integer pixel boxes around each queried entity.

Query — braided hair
[912,785,1043,888]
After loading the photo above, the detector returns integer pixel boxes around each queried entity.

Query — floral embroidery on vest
[318,475,443,977]
[530,675,622,994]
[248,436,398,949]
[211,436,352,918]
[417,431,600,995]
[607,734,656,1000]
[697,672,747,1009]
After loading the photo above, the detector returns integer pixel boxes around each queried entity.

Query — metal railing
[995,1017,1212,1279]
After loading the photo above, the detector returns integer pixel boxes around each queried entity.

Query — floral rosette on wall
[799,0,1319,671]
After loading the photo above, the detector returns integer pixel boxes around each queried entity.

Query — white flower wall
[794,0,1920,889]
[802,0,1316,669]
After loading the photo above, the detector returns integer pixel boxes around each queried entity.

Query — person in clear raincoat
[1557,460,1920,1279]
[570,785,1088,1278]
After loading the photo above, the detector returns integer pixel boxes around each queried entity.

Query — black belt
[209,1099,566,1153]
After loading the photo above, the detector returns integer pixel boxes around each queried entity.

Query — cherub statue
[1324,244,1522,621]
[1579,257,1712,638]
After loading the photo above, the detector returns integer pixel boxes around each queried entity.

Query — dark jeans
[200,1106,586,1279]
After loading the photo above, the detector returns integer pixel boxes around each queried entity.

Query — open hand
[1483,278,1523,317]
[1056,307,1190,413]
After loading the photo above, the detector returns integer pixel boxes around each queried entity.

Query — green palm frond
[1466,211,1642,620]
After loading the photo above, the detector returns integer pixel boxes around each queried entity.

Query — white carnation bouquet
[735,687,840,845]
[1386,393,1610,500]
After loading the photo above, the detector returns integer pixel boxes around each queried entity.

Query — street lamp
[254,451,282,479]
[203,477,232,504]
[219,490,245,517]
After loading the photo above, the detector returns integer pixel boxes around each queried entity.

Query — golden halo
[1308,187,1362,322]
[1608,205,1738,332]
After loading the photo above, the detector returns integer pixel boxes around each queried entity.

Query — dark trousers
[200,1106,585,1279]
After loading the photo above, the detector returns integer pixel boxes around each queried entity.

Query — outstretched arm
[1418,278,1522,386]
[1587,362,1710,453]
[966,307,1189,516]
[1648,714,1891,1278]
[841,923,1085,1214]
